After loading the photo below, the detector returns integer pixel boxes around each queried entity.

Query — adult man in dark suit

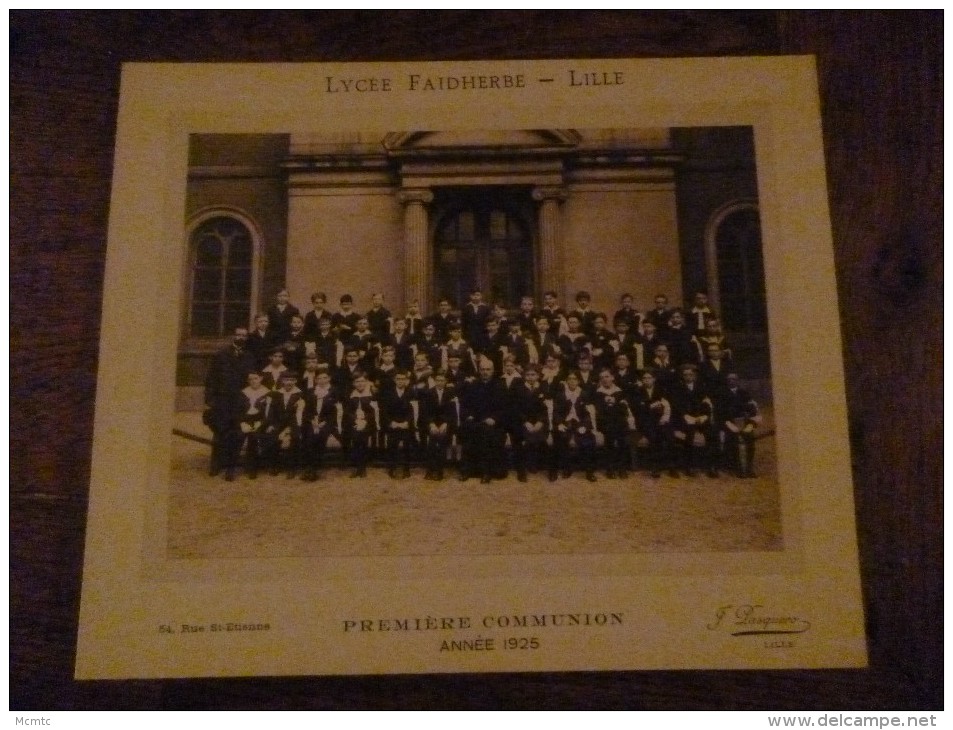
[203,326,256,479]
[458,357,506,483]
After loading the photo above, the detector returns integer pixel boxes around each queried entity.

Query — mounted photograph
[76,58,866,678]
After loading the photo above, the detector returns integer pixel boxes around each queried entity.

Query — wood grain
[10,10,942,710]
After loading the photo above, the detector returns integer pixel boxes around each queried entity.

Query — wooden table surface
[10,10,942,710]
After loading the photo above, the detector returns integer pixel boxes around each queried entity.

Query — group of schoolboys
[203,288,762,483]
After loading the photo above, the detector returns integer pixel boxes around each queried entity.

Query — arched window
[186,214,257,338]
[705,202,767,334]
[434,203,533,309]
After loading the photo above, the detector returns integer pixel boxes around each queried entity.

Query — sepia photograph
[74,57,868,679]
[169,127,781,560]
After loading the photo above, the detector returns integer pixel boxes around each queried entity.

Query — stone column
[397,188,434,309]
[532,186,568,299]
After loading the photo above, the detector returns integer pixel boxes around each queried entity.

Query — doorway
[432,188,535,309]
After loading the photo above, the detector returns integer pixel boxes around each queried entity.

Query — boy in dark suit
[366,292,392,340]
[516,365,551,474]
[631,370,672,478]
[380,370,417,478]
[413,321,444,369]
[265,288,300,343]
[303,291,332,339]
[419,370,459,480]
[247,313,278,369]
[499,355,528,481]
[428,298,456,343]
[332,294,360,341]
[668,363,716,477]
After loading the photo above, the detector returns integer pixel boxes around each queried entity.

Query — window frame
[181,208,263,352]
[703,199,767,336]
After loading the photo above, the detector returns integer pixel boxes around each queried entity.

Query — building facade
[179,128,767,385]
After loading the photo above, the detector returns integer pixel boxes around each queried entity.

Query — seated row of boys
[208,349,760,485]
[248,288,729,379]
[204,287,758,481]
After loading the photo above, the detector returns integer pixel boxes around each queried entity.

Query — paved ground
[167,415,782,559]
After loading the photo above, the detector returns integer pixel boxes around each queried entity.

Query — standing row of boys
[203,289,762,482]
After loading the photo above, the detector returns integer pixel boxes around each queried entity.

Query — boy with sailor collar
[237,370,271,480]
[262,370,307,478]
[343,372,379,478]
[260,348,289,391]
[301,368,342,481]
[550,370,597,482]
[591,368,636,479]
